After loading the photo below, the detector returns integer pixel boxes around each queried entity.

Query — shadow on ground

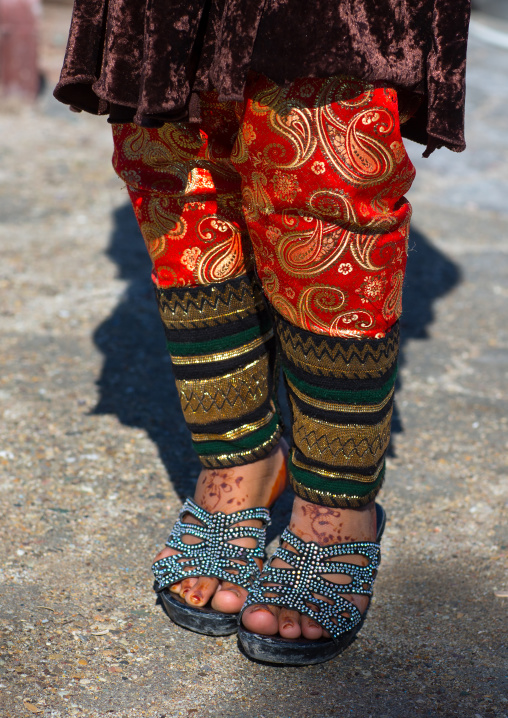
[92,202,461,534]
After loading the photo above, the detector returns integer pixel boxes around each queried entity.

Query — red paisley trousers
[112,73,415,340]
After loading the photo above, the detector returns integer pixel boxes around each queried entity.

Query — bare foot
[153,440,288,614]
[241,497,377,639]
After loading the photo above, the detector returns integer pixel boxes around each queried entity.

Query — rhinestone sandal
[238,502,386,664]
[152,498,271,636]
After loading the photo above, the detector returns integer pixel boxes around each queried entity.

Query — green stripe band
[289,456,385,498]
[192,415,280,456]
[284,365,397,405]
[167,314,272,357]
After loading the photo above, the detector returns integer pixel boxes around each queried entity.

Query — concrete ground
[0,5,506,718]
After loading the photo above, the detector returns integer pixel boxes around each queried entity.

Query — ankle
[193,440,288,513]
[288,497,376,546]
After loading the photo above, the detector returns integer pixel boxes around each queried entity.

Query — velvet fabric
[54,0,471,154]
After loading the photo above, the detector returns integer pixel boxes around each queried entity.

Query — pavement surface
[0,5,507,718]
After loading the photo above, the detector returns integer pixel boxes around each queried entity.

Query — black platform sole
[237,623,363,665]
[237,503,385,665]
[159,590,239,636]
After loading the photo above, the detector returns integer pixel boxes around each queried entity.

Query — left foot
[153,441,288,615]
[241,497,377,640]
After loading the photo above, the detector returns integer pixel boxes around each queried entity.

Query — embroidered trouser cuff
[156,274,283,468]
[274,311,399,508]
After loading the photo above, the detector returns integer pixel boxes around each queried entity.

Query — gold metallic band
[158,279,266,330]
[286,377,394,414]
[171,329,274,365]
[291,399,392,468]
[290,454,384,483]
[200,430,282,468]
[289,477,381,508]
[177,355,270,424]
[277,323,399,379]
[191,405,276,442]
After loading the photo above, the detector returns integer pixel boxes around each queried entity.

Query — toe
[301,615,323,640]
[241,604,279,635]
[185,576,219,607]
[278,609,301,639]
[211,582,247,614]
[179,576,198,600]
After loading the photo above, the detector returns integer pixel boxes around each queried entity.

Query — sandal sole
[160,590,239,636]
[237,623,361,665]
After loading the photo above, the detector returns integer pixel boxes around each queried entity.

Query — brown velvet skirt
[53,0,471,155]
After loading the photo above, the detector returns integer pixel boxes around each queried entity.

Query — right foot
[153,440,288,614]
[241,497,378,640]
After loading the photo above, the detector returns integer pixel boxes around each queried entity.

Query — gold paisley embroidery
[350,234,385,271]
[316,105,396,187]
[247,80,319,169]
[315,76,376,111]
[159,124,205,161]
[121,125,150,161]
[307,189,359,227]
[242,172,274,222]
[296,286,374,337]
[276,222,350,276]
[140,196,188,260]
[260,267,279,296]
[195,217,247,283]
[250,83,287,117]
[269,293,301,326]
[264,108,317,170]
[230,127,249,165]
[383,269,404,319]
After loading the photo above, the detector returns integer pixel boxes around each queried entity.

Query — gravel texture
[0,5,506,717]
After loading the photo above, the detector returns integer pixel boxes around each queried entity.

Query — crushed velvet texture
[54,0,471,154]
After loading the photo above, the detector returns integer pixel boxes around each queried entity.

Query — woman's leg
[231,74,415,638]
[111,94,287,613]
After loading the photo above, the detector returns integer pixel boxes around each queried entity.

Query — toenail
[189,594,201,604]
[282,622,293,630]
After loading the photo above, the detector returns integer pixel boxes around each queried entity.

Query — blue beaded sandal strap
[242,528,381,641]
[178,498,271,529]
[152,499,271,591]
